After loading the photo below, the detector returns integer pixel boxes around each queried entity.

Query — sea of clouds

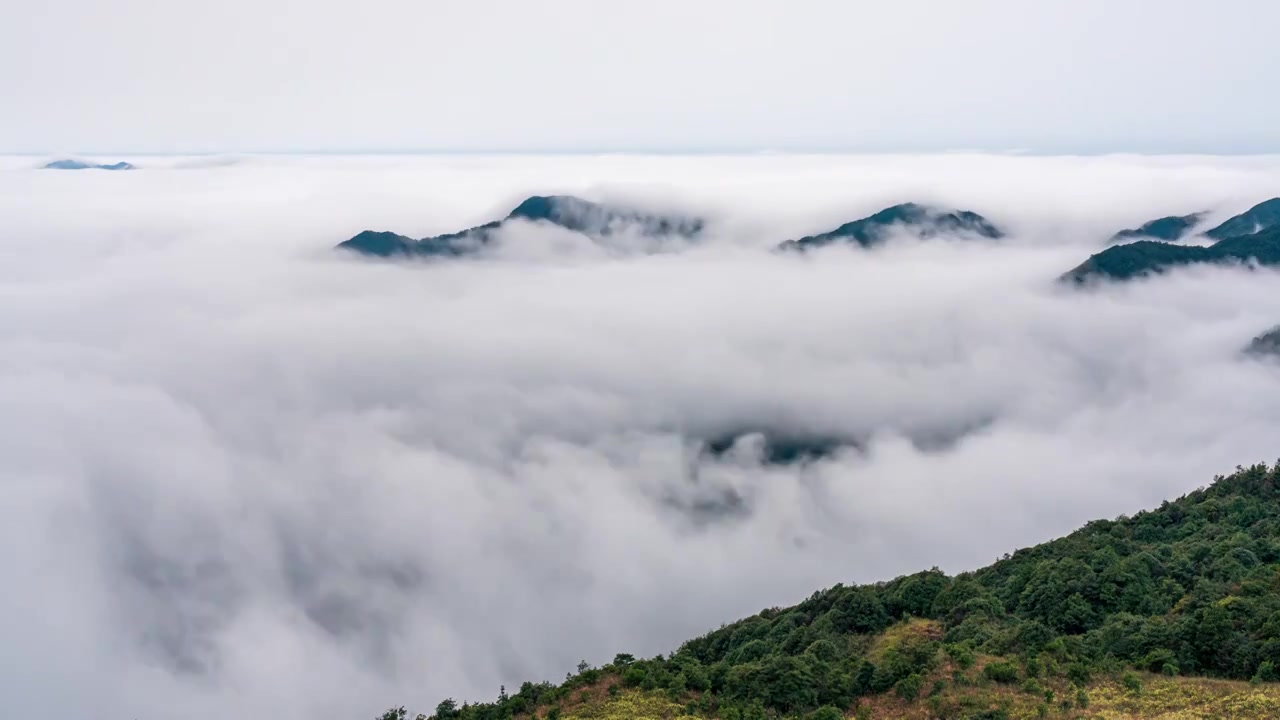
[3,153,1280,719]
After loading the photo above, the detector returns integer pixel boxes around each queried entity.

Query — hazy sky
[4,0,1280,153]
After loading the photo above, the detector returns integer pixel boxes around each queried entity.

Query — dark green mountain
[43,159,135,170]
[779,203,1003,251]
[1063,227,1280,283]
[1109,212,1205,243]
[1206,198,1280,240]
[337,195,704,258]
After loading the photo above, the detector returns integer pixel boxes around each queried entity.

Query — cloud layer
[3,153,1280,719]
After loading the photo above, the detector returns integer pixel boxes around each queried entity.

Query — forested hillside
[378,461,1280,720]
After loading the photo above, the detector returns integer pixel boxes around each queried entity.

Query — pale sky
[4,0,1280,153]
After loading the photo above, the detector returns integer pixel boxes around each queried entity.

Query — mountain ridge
[1064,199,1280,283]
[1109,212,1205,244]
[43,159,135,170]
[1205,198,1280,240]
[337,195,703,258]
[779,203,1004,251]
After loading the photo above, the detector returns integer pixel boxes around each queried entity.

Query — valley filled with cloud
[3,153,1280,719]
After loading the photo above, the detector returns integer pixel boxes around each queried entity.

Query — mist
[3,153,1280,720]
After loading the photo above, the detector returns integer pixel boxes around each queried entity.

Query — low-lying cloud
[2,153,1280,720]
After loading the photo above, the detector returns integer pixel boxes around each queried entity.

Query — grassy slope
[545,659,1280,720]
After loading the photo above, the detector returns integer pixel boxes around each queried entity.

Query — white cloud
[2,153,1280,719]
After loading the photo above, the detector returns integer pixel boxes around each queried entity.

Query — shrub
[871,664,897,693]
[685,664,711,692]
[944,642,977,670]
[983,661,1019,684]
[1066,662,1091,686]
[894,673,923,701]
[1141,648,1177,674]
[622,666,647,687]
[805,639,839,663]
[1024,656,1042,678]
[881,631,940,681]
[1121,671,1143,695]
[1075,687,1089,709]
[1019,678,1042,695]
[640,669,661,691]
[806,706,844,720]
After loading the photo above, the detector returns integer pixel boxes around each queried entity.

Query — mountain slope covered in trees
[378,461,1280,720]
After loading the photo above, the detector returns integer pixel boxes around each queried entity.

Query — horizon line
[7,146,1280,158]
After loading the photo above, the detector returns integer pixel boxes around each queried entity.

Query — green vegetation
[377,461,1280,719]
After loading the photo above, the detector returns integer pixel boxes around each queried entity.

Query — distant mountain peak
[1109,212,1205,243]
[338,194,704,259]
[1065,198,1280,283]
[1062,226,1280,284]
[1245,325,1280,358]
[43,159,135,171]
[1205,198,1280,240]
[506,195,561,221]
[780,202,1003,251]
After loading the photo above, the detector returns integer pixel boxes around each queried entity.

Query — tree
[433,699,459,720]
[894,674,923,701]
[830,588,891,634]
[622,666,647,687]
